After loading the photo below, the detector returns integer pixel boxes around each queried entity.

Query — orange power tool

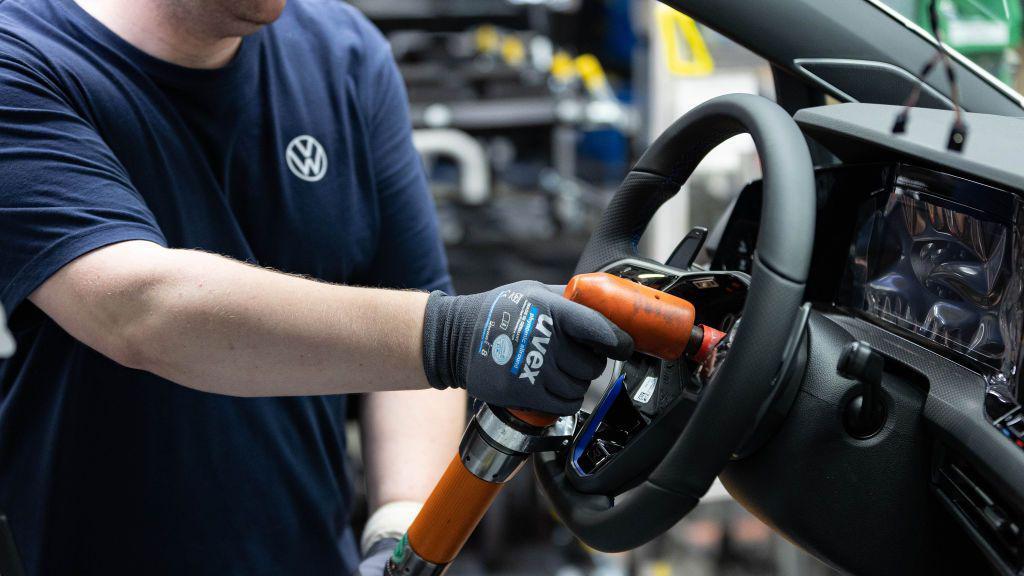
[385,272,726,575]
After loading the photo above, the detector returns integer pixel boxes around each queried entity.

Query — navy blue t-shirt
[0,0,451,574]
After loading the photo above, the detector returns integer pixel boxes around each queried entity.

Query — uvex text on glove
[421,280,634,415]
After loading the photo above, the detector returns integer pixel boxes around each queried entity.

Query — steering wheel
[534,93,816,551]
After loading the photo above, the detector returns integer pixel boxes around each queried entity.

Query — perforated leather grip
[575,94,814,284]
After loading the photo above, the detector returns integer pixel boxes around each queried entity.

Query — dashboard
[703,103,1024,575]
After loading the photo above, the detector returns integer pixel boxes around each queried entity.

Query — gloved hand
[422,281,634,415]
[353,538,397,576]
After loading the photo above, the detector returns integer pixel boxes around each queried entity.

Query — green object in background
[917,0,1022,82]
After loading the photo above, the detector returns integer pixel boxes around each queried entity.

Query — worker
[0,1,634,575]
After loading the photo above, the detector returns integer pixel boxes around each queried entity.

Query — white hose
[412,129,491,205]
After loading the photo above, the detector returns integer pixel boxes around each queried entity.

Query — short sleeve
[0,53,167,315]
[351,13,453,294]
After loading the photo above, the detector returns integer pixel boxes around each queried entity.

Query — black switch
[983,504,1008,533]
[666,227,708,270]
[837,341,887,439]
[985,386,1018,422]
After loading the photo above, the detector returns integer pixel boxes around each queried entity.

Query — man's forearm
[30,240,432,396]
[361,388,466,511]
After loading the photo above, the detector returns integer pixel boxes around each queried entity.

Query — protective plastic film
[841,166,1024,381]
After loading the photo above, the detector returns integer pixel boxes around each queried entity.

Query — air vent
[935,450,1023,573]
[793,58,953,110]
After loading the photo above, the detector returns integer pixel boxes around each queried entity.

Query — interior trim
[793,58,953,109]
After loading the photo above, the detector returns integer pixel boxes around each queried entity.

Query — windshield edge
[865,0,1024,110]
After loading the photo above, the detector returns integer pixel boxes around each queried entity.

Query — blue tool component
[571,373,626,476]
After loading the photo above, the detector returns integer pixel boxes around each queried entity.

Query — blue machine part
[571,373,626,476]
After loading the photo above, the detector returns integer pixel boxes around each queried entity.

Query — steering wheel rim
[534,93,816,552]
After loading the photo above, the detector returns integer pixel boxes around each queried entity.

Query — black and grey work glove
[422,281,634,415]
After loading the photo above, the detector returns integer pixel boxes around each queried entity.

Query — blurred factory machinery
[354,0,639,295]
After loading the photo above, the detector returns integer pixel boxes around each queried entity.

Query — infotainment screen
[839,165,1024,378]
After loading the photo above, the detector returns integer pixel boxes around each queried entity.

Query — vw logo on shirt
[285,135,328,182]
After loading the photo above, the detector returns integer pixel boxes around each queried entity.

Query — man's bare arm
[361,388,466,511]
[30,240,431,396]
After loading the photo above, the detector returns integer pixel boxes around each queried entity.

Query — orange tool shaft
[405,409,556,566]
[405,454,504,565]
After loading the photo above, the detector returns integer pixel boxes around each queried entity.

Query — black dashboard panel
[712,162,884,302]
[795,104,1024,193]
[699,103,1024,576]
[713,159,1024,575]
